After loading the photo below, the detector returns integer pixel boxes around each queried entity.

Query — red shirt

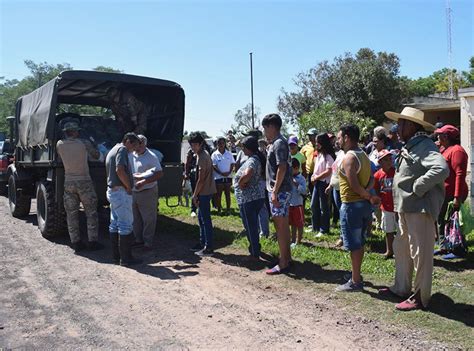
[441,144,468,200]
[374,167,395,212]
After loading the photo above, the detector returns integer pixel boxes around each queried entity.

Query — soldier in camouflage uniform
[106,87,147,134]
[56,121,102,253]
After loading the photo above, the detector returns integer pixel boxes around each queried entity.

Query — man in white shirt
[211,137,235,214]
[130,135,163,250]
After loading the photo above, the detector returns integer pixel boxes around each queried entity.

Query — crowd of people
[58,105,468,313]
[183,107,468,312]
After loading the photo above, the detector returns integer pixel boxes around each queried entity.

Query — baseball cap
[306,128,318,136]
[435,124,459,139]
[288,135,298,145]
[389,124,398,134]
[378,149,392,161]
[62,121,81,131]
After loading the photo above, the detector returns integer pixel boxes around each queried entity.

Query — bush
[296,102,376,140]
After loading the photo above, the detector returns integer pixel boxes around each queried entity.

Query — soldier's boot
[110,232,120,264]
[119,233,142,267]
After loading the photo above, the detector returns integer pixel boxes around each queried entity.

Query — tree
[296,102,375,141]
[277,61,331,123]
[230,103,261,137]
[278,48,405,124]
[462,56,474,85]
[93,66,123,73]
[405,60,473,97]
[0,61,123,134]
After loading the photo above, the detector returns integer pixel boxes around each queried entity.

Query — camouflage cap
[62,121,81,131]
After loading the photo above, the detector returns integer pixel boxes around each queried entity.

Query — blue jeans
[107,188,133,235]
[240,198,264,257]
[333,188,342,210]
[258,204,270,237]
[198,195,214,249]
[311,180,330,233]
[340,200,372,251]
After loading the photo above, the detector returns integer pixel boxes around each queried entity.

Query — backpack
[441,202,468,257]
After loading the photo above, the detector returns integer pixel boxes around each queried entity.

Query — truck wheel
[8,174,31,218]
[36,181,67,238]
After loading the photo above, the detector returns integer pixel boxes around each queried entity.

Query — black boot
[119,233,142,267]
[110,232,120,264]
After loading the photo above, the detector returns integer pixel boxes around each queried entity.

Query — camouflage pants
[63,180,98,243]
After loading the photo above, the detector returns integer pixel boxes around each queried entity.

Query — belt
[109,185,125,192]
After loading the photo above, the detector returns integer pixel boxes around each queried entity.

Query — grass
[158,196,474,349]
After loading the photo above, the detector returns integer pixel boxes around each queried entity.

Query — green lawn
[158,195,474,349]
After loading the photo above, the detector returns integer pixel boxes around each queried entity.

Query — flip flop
[443,253,460,260]
[265,264,290,275]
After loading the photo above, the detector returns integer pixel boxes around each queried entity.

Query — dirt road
[0,196,442,349]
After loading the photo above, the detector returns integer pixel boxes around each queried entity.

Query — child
[289,158,307,248]
[181,175,192,207]
[373,149,396,259]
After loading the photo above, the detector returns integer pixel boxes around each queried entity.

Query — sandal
[265,264,290,275]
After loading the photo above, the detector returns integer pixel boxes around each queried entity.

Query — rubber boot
[119,233,142,267]
[110,232,120,264]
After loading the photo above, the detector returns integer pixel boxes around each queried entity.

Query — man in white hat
[381,107,449,311]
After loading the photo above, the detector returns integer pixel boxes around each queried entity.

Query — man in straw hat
[380,107,449,311]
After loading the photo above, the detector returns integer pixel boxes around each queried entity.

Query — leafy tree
[277,61,331,123]
[92,66,123,73]
[296,102,376,141]
[278,48,405,124]
[463,56,474,85]
[0,61,123,134]
[230,103,261,137]
[405,61,473,97]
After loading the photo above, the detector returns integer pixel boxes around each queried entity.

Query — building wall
[459,90,474,213]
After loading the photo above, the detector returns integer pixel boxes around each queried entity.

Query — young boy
[373,149,396,259]
[289,158,307,248]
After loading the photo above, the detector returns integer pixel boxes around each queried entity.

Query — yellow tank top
[338,149,371,203]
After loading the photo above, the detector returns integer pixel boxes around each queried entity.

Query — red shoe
[396,298,424,311]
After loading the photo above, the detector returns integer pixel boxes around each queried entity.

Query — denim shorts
[268,191,291,217]
[340,200,372,251]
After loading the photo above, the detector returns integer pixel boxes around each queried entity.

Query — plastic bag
[441,202,468,257]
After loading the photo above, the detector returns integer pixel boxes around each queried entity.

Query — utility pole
[250,52,255,129]
[446,0,454,98]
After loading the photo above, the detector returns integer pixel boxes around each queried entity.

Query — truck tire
[8,174,31,218]
[36,181,67,238]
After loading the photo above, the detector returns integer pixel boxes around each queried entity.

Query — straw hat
[384,107,435,132]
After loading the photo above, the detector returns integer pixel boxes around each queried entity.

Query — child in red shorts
[373,149,396,259]
[289,158,307,248]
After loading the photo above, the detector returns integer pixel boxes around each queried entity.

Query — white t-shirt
[130,148,162,191]
[312,153,334,184]
[211,149,235,180]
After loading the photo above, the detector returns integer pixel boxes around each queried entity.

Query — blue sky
[1,0,473,136]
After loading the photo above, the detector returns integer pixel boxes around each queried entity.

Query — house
[406,87,474,212]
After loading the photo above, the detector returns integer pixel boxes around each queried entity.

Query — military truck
[7,70,184,238]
